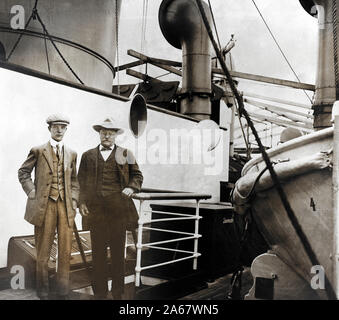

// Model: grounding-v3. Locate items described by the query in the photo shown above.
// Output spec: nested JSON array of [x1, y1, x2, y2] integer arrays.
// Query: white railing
[[130, 191, 211, 287]]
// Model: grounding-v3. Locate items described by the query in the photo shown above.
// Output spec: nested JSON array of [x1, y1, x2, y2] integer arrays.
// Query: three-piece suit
[[18, 141, 79, 297], [78, 144, 143, 298]]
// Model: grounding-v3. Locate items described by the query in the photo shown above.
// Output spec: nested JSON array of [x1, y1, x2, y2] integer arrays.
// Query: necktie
[[101, 146, 112, 151], [56, 144, 60, 160]]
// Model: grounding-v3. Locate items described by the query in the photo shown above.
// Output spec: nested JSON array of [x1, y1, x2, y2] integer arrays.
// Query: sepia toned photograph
[[0, 0, 336, 308]]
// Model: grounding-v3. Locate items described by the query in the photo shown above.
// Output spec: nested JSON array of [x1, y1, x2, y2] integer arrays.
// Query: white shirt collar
[[50, 139, 64, 149]]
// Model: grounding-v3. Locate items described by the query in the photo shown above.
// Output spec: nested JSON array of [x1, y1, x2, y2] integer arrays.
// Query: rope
[[207, 0, 222, 51], [141, 0, 145, 54], [0, 26, 116, 76], [141, 0, 148, 54], [139, 0, 149, 77], [34, 11, 84, 85], [145, 0, 149, 50], [235, 100, 250, 157], [195, 0, 336, 300], [251, 0, 313, 105], [6, 13, 34, 61], [6, 0, 38, 61], [7, 0, 83, 84], [43, 30, 51, 74]]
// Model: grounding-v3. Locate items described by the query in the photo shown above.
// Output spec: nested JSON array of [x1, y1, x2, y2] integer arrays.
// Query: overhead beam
[[234, 131, 282, 143], [213, 68, 315, 91], [234, 125, 281, 140], [242, 91, 312, 110], [244, 98, 314, 121], [153, 63, 182, 77], [127, 49, 183, 77], [114, 60, 145, 72], [127, 49, 182, 67], [246, 110, 313, 132], [127, 49, 315, 91], [245, 103, 310, 125], [126, 69, 162, 83]]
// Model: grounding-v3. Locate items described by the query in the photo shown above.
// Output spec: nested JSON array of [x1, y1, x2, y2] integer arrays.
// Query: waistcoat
[[49, 146, 65, 201], [96, 148, 121, 197]]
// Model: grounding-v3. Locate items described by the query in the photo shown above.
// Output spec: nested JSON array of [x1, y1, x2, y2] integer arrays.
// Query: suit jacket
[[18, 142, 80, 227], [78, 145, 143, 230]]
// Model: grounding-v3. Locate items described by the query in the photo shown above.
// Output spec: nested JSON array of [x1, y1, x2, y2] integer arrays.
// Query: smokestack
[[159, 0, 212, 120], [0, 0, 121, 92]]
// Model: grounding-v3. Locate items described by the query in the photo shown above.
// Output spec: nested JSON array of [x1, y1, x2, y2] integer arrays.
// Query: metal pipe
[[332, 101, 339, 299], [135, 200, 144, 287], [300, 0, 339, 129], [193, 200, 200, 270], [159, 0, 212, 120]]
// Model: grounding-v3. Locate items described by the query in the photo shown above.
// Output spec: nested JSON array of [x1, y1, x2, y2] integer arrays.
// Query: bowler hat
[[46, 114, 70, 125], [93, 117, 124, 134]]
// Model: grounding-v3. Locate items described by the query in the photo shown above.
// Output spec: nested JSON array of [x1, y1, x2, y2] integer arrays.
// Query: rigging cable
[[235, 99, 250, 156], [115, 0, 120, 95], [141, 0, 145, 54], [207, 0, 222, 51], [43, 29, 51, 74], [34, 9, 84, 85], [1, 26, 115, 76], [7, 0, 84, 84], [251, 0, 313, 105], [195, 0, 336, 300], [141, 0, 149, 54], [140, 0, 149, 76], [5, 0, 38, 62]]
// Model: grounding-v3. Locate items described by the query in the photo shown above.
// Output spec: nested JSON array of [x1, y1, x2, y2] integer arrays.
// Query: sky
[[117, 0, 318, 106], [114, 0, 319, 148]]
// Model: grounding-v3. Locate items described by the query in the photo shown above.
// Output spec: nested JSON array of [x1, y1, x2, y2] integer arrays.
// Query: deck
[[0, 268, 253, 300]]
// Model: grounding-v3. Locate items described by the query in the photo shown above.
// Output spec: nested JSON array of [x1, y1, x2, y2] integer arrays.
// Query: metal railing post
[[135, 200, 144, 287], [193, 200, 200, 270], [55, 234, 58, 272], [124, 233, 128, 259], [131, 192, 211, 286]]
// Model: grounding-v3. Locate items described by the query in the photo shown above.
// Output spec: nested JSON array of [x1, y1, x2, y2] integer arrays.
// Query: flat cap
[[46, 114, 70, 125]]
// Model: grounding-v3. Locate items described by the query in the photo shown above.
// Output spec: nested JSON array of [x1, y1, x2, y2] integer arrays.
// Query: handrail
[[140, 187, 190, 193], [132, 192, 211, 201], [132, 189, 211, 287]]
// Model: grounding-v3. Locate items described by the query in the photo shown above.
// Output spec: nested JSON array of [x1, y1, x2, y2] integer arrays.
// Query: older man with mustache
[[78, 117, 143, 300]]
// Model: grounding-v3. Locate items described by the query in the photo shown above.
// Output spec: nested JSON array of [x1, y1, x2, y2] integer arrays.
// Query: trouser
[[88, 194, 127, 298], [34, 198, 72, 297]]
